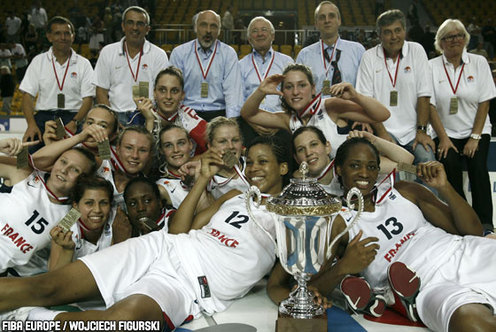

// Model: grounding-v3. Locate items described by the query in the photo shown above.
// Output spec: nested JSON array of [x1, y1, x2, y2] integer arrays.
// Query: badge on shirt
[[57, 93, 65, 109], [201, 82, 209, 98], [449, 97, 458, 115], [132, 85, 140, 99], [390, 90, 398, 107], [55, 117, 65, 139], [139, 81, 149, 97], [16, 147, 29, 169], [322, 80, 331, 95], [57, 208, 81, 233], [97, 139, 111, 160]]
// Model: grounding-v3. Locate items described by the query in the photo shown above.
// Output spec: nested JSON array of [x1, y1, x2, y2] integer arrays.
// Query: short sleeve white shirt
[[93, 38, 169, 113], [429, 51, 496, 139], [356, 41, 432, 145], [19, 47, 95, 111]]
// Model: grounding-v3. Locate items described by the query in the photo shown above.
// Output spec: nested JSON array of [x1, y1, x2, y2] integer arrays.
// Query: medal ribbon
[[321, 38, 339, 77], [194, 40, 219, 80], [316, 160, 334, 181], [297, 93, 322, 118], [124, 41, 143, 82], [251, 50, 275, 82], [442, 60, 465, 95], [52, 51, 72, 91], [383, 48, 401, 88], [38, 171, 70, 203]]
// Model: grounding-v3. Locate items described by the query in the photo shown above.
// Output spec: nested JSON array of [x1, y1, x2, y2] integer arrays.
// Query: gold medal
[[97, 140, 111, 160], [390, 90, 398, 107], [322, 80, 331, 95], [132, 85, 140, 98], [57, 93, 65, 109], [139, 81, 149, 97], [201, 82, 209, 98], [57, 208, 81, 232], [16, 147, 29, 169], [55, 117, 65, 139], [449, 97, 458, 115]]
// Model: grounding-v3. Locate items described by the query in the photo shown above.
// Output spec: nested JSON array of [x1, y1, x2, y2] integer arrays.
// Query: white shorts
[[80, 230, 200, 329], [416, 236, 496, 332]]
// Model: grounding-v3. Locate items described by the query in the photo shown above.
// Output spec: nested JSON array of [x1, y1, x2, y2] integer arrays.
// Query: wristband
[[416, 125, 427, 132], [470, 133, 481, 140]]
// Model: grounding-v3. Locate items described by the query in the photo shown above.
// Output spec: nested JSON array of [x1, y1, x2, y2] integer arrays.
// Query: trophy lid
[[266, 162, 341, 216]]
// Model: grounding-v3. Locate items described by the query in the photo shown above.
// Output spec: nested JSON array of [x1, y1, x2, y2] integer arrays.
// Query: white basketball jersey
[[172, 195, 276, 312], [0, 171, 70, 273], [96, 160, 124, 209], [341, 187, 459, 290], [289, 101, 349, 159], [156, 178, 189, 209], [208, 158, 250, 199]]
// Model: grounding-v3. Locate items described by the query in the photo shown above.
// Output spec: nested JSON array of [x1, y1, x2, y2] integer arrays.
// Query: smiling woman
[[241, 63, 390, 158]]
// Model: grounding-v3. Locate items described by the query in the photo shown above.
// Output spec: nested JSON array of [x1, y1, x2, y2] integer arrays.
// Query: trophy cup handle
[[245, 185, 278, 251], [326, 187, 364, 260]]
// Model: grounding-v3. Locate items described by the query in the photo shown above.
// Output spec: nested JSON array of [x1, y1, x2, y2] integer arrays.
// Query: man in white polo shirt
[[356, 9, 436, 165], [93, 6, 169, 125], [20, 16, 94, 152]]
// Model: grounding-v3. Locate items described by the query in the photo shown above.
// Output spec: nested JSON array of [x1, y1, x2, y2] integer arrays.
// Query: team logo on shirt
[[102, 166, 110, 173], [142, 63, 148, 70], [71, 72, 77, 78], [467, 75, 475, 82], [404, 66, 411, 73]]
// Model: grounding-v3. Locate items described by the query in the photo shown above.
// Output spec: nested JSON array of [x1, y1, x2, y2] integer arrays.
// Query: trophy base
[[276, 313, 327, 332]]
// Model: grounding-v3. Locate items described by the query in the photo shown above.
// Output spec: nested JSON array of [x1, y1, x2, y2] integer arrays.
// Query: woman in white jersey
[[241, 63, 390, 158], [155, 124, 211, 212], [203, 116, 249, 199], [0, 138, 97, 276], [308, 137, 493, 332], [133, 66, 208, 154], [0, 135, 291, 331], [291, 126, 413, 194]]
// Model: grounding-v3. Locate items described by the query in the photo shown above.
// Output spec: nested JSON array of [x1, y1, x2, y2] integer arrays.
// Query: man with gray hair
[[356, 9, 435, 167], [296, 1, 365, 94], [239, 16, 294, 113], [169, 10, 242, 121], [93, 6, 169, 125]]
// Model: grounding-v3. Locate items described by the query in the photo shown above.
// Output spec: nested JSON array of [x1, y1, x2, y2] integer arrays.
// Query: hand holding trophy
[[246, 162, 363, 330]]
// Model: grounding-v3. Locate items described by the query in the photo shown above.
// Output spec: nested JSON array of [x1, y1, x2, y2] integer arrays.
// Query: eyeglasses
[[250, 27, 270, 34], [441, 33, 465, 42]]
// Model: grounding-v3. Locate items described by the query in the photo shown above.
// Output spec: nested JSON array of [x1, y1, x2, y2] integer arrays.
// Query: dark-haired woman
[[241, 63, 390, 158], [309, 137, 493, 332]]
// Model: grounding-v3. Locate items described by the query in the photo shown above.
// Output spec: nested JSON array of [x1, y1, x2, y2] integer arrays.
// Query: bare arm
[[396, 161, 483, 236], [95, 87, 110, 106], [463, 101, 490, 159], [48, 227, 75, 271], [326, 83, 390, 123], [240, 74, 290, 131], [65, 97, 93, 134], [169, 150, 224, 234], [0, 138, 36, 184], [21, 92, 42, 143], [429, 104, 458, 159], [348, 130, 414, 174], [412, 97, 435, 152]]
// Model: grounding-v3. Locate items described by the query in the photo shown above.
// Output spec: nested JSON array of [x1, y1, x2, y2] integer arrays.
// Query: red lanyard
[[39, 172, 70, 203], [125, 41, 143, 82], [298, 93, 322, 118], [383, 48, 401, 88], [252, 50, 275, 82], [194, 40, 219, 80], [442, 60, 465, 94], [52, 51, 72, 91]]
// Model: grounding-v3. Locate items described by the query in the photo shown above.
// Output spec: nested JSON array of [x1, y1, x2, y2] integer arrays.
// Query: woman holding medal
[[429, 19, 496, 230], [241, 63, 390, 158], [155, 124, 212, 212], [0, 138, 96, 276], [0, 136, 291, 331], [133, 66, 208, 155]]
